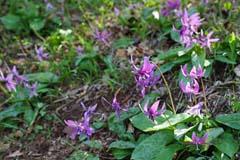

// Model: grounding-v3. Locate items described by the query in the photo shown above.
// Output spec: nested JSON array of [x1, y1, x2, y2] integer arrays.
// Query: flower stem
[[200, 79, 208, 112], [0, 83, 9, 96], [160, 71, 176, 114]]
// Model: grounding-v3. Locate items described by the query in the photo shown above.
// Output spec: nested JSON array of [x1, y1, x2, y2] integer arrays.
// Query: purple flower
[[0, 70, 16, 92], [131, 56, 160, 96], [180, 79, 199, 95], [76, 46, 84, 55], [161, 0, 181, 16], [144, 100, 165, 121], [114, 7, 120, 16], [65, 104, 97, 139], [93, 29, 111, 46], [46, 3, 54, 10], [179, 9, 202, 47], [185, 102, 203, 116], [26, 83, 38, 98], [191, 132, 208, 145], [36, 47, 49, 61], [189, 65, 205, 79], [11, 66, 28, 84], [112, 94, 121, 117], [181, 64, 204, 79], [64, 120, 83, 140], [196, 31, 219, 49], [181, 64, 188, 77], [167, 0, 181, 9], [44, 0, 54, 11], [202, 0, 209, 4]]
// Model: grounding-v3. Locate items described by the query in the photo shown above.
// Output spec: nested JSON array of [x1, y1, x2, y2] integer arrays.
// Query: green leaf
[[213, 133, 239, 158], [174, 124, 196, 140], [153, 144, 183, 160], [26, 72, 59, 83], [66, 150, 99, 160], [1, 14, 23, 31], [112, 37, 134, 49], [24, 106, 37, 126], [109, 141, 136, 149], [111, 149, 132, 160], [83, 140, 103, 150], [215, 55, 236, 64], [131, 131, 181, 160], [157, 47, 185, 61], [30, 18, 45, 31], [170, 30, 180, 42], [136, 113, 191, 132], [206, 127, 224, 142], [158, 62, 175, 73], [0, 104, 25, 121], [130, 111, 172, 132], [108, 114, 126, 136], [216, 113, 240, 130]]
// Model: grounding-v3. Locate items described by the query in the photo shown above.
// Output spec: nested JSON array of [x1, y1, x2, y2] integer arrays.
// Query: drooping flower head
[[76, 46, 84, 56], [65, 103, 97, 139], [189, 65, 205, 79], [180, 79, 199, 95], [181, 64, 205, 79], [195, 31, 219, 49], [144, 100, 165, 122], [185, 102, 203, 116], [44, 0, 54, 11], [93, 29, 111, 46], [179, 9, 203, 47], [11, 66, 28, 85], [0, 70, 16, 92], [82, 104, 97, 137], [112, 89, 121, 117], [114, 7, 120, 16], [131, 56, 160, 96], [64, 120, 83, 140], [191, 132, 208, 145], [161, 0, 181, 16], [26, 82, 38, 98], [35, 46, 49, 61]]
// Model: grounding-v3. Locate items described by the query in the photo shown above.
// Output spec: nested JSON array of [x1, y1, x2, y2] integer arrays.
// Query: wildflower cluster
[[180, 64, 204, 96], [131, 57, 160, 97], [93, 29, 111, 46], [162, 0, 181, 16], [179, 9, 219, 48], [64, 104, 97, 139], [0, 66, 37, 97]]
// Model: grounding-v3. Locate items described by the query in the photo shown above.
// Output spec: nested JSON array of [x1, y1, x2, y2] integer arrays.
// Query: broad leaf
[[112, 37, 134, 49], [109, 141, 136, 149], [1, 14, 23, 31], [26, 72, 59, 83], [153, 144, 183, 160], [216, 113, 240, 130], [206, 127, 224, 142], [130, 111, 172, 132], [213, 133, 239, 158], [131, 131, 181, 160], [66, 150, 99, 160], [30, 18, 45, 31]]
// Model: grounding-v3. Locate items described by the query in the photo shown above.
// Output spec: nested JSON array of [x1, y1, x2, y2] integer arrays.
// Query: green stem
[[160, 71, 176, 114], [200, 79, 208, 112], [0, 83, 9, 96]]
